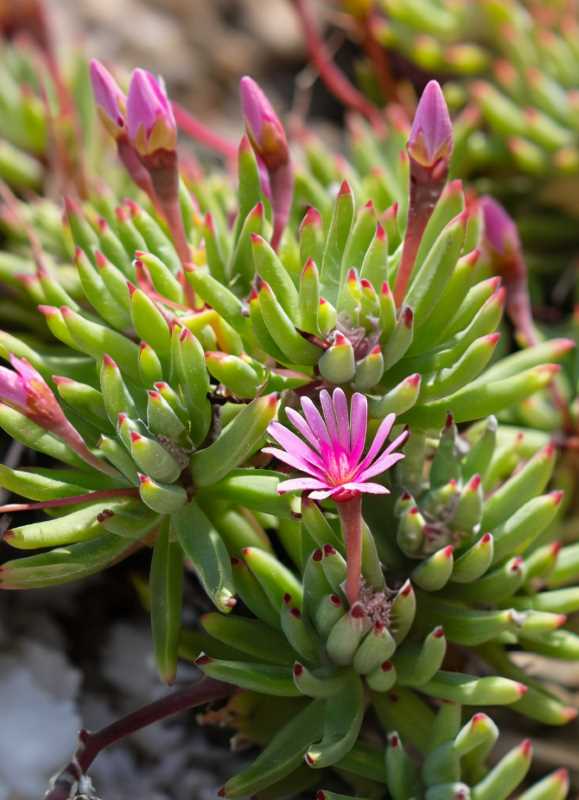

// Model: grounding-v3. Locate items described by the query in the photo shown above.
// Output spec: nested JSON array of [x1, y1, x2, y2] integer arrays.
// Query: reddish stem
[[45, 677, 234, 800], [292, 0, 382, 126], [338, 494, 363, 606], [358, 12, 399, 104], [172, 102, 237, 163], [393, 160, 447, 305], [0, 487, 139, 514]]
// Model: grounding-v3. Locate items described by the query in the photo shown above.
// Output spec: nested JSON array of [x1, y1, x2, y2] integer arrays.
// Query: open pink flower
[[264, 388, 407, 502]]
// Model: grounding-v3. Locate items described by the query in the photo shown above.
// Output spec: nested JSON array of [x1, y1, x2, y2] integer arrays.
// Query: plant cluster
[[0, 7, 577, 800]]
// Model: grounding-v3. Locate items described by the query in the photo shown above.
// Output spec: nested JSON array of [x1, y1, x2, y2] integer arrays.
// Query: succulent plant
[[0, 43, 576, 800], [300, 0, 579, 182]]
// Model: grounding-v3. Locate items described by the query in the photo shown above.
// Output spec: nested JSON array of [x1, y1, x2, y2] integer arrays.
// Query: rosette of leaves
[[170, 415, 577, 797], [203, 696, 570, 799]]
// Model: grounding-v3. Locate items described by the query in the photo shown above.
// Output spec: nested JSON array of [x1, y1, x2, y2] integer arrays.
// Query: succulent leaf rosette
[[0, 48, 576, 800]]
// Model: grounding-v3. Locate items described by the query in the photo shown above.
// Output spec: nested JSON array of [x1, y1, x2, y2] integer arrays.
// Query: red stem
[[45, 677, 234, 800], [393, 161, 447, 305], [358, 12, 399, 104], [0, 487, 138, 514], [172, 102, 237, 162], [393, 205, 432, 306], [292, 0, 383, 126], [338, 494, 363, 606]]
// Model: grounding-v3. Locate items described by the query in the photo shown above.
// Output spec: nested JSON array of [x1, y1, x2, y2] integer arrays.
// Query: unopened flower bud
[[407, 80, 453, 170], [127, 68, 177, 158], [240, 76, 289, 171], [90, 59, 126, 139]]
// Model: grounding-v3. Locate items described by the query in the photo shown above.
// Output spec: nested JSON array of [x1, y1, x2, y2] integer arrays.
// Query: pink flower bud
[[407, 80, 453, 169], [126, 68, 177, 157], [0, 356, 115, 475], [89, 59, 126, 139], [480, 196, 520, 256], [240, 76, 289, 171]]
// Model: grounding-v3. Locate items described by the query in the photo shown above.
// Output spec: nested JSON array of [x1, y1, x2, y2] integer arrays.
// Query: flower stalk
[[338, 493, 363, 605], [394, 81, 453, 305], [44, 678, 233, 800]]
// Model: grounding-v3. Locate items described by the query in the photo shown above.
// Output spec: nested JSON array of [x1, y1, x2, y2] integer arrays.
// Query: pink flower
[[407, 80, 453, 169], [264, 388, 407, 502], [89, 59, 126, 139], [0, 356, 115, 475], [126, 68, 177, 157]]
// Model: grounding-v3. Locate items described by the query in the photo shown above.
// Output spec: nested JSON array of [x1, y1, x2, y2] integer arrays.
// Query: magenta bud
[[126, 68, 177, 157], [240, 75, 289, 171], [407, 80, 453, 169], [480, 196, 520, 257], [90, 59, 126, 138]]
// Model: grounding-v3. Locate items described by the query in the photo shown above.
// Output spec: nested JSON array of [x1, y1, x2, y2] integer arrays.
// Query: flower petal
[[285, 407, 322, 454], [357, 452, 405, 482], [262, 447, 326, 479], [277, 477, 330, 494], [349, 392, 367, 465], [356, 412, 396, 474], [331, 388, 350, 451], [382, 429, 409, 457], [0, 366, 26, 409], [319, 389, 339, 445], [267, 421, 325, 470], [308, 487, 340, 500], [341, 481, 389, 495], [300, 395, 333, 459]]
